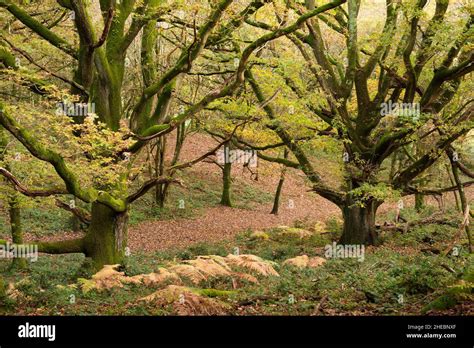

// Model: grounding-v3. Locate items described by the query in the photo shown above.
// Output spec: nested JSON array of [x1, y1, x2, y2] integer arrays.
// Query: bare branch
[[91, 7, 114, 49], [54, 199, 91, 224], [0, 167, 67, 197], [127, 177, 183, 204]]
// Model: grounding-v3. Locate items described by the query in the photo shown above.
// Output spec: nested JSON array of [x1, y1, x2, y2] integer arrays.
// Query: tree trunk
[[155, 137, 167, 208], [449, 160, 473, 253], [415, 193, 425, 212], [220, 143, 232, 207], [434, 194, 445, 211], [0, 201, 129, 272], [446, 164, 460, 211], [340, 200, 378, 245], [69, 197, 82, 231], [155, 184, 166, 208], [83, 202, 128, 270], [8, 193, 27, 269], [271, 149, 288, 215], [270, 175, 284, 214]]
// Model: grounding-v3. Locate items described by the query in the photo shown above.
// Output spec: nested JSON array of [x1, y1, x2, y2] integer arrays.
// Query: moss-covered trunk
[[154, 137, 167, 208], [340, 200, 378, 245], [415, 193, 425, 212], [93, 80, 123, 131], [84, 202, 128, 270], [8, 192, 27, 269], [449, 159, 473, 253]]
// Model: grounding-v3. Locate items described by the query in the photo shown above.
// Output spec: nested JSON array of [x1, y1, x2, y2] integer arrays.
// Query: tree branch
[[0, 103, 126, 212], [0, 167, 67, 197], [0, 237, 85, 254], [54, 199, 91, 224], [0, 0, 77, 58], [127, 177, 183, 204], [91, 7, 114, 49]]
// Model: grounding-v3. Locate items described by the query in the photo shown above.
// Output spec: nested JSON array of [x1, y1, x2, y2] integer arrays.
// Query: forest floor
[[0, 210, 472, 316], [3, 132, 470, 253], [0, 132, 472, 316], [126, 133, 474, 252]]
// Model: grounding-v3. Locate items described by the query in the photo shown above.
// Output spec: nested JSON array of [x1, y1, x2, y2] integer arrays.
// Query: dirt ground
[[18, 132, 473, 252]]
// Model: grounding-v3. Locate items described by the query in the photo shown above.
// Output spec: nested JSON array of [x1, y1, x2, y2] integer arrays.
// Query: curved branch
[[54, 199, 91, 224], [37, 237, 85, 254], [91, 7, 114, 49], [404, 180, 474, 196], [170, 120, 247, 172], [127, 177, 182, 204], [1, 35, 87, 95], [255, 151, 300, 169], [457, 161, 474, 179], [0, 167, 67, 197], [393, 108, 473, 188]]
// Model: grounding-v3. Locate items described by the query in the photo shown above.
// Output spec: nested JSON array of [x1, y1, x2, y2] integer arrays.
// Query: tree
[[230, 0, 473, 245], [0, 127, 27, 269], [0, 0, 346, 269], [270, 148, 288, 215], [220, 141, 233, 206]]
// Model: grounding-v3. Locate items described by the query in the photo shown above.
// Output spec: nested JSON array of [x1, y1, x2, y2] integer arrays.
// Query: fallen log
[[376, 213, 460, 233]]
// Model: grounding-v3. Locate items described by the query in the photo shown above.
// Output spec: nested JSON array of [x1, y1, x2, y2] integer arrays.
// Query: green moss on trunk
[[8, 193, 27, 269], [415, 194, 425, 212], [271, 149, 288, 215], [37, 238, 85, 254], [84, 202, 128, 270]]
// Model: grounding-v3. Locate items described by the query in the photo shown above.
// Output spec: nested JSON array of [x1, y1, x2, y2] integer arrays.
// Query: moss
[[250, 231, 270, 241], [37, 238, 85, 254], [0, 275, 8, 313], [84, 202, 128, 271], [422, 293, 458, 313], [422, 279, 473, 314], [0, 45, 16, 68], [7, 192, 27, 269], [193, 288, 235, 298], [128, 124, 171, 153]]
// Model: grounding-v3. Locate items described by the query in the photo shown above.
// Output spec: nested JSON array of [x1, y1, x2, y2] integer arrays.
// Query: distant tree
[[0, 127, 26, 269], [270, 148, 288, 215]]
